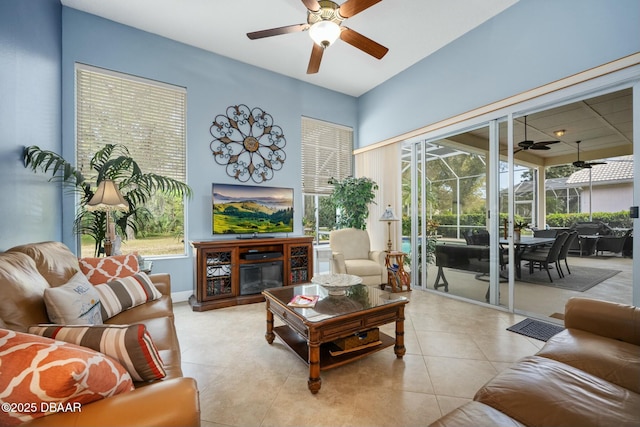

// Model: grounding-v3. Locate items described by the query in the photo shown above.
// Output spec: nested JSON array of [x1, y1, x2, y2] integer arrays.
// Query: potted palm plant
[[23, 144, 192, 256]]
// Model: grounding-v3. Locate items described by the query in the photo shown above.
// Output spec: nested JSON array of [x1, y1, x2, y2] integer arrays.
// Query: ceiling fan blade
[[338, 0, 382, 18], [518, 140, 534, 148], [247, 23, 309, 40], [301, 0, 321, 12], [589, 161, 607, 166], [529, 145, 551, 150], [307, 43, 324, 74], [533, 140, 560, 146], [339, 27, 388, 59]]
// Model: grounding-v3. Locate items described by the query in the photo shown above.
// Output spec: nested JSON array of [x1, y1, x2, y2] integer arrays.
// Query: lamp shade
[[86, 180, 129, 212], [309, 21, 341, 48], [379, 205, 399, 221]]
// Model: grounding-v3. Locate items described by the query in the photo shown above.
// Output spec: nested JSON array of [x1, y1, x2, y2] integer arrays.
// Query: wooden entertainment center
[[189, 236, 314, 311]]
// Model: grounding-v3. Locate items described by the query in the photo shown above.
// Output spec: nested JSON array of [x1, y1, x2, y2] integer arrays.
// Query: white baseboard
[[171, 290, 193, 303]]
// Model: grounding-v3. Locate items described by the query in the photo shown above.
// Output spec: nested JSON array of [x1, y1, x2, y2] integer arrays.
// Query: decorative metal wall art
[[209, 104, 287, 183]]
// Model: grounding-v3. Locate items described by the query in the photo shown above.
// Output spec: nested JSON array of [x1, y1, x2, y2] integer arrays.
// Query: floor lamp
[[379, 205, 399, 252], [86, 180, 129, 256]]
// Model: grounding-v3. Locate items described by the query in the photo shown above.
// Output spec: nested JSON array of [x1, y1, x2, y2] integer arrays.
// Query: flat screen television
[[212, 183, 294, 235]]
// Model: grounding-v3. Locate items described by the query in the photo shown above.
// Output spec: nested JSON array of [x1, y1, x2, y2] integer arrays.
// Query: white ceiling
[[60, 0, 519, 97]]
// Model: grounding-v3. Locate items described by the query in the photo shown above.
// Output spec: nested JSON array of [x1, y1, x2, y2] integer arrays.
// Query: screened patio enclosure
[[401, 142, 490, 240], [502, 178, 583, 218], [401, 146, 585, 240], [401, 141, 543, 241], [397, 84, 635, 318]]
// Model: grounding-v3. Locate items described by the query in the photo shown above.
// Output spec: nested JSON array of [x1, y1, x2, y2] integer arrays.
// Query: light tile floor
[[174, 290, 543, 427]]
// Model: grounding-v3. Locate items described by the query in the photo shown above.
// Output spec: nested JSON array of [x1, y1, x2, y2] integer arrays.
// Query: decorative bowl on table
[[311, 273, 363, 296]]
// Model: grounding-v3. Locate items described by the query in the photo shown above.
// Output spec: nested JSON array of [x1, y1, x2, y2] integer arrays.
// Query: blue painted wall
[[357, 0, 640, 148], [60, 8, 358, 293], [2, 0, 638, 296], [0, 0, 62, 248]]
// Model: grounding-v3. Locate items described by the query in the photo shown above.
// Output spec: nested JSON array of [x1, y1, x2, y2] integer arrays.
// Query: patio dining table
[[499, 237, 556, 279]]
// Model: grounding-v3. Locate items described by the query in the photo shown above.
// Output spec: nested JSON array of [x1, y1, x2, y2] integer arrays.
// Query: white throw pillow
[[43, 271, 103, 324]]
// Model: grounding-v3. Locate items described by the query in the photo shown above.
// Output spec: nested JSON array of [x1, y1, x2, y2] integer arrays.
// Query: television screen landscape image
[[212, 183, 294, 235]]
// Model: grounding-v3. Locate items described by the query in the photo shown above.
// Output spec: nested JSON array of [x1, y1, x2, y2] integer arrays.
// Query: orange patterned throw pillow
[[78, 254, 139, 285], [0, 329, 133, 426]]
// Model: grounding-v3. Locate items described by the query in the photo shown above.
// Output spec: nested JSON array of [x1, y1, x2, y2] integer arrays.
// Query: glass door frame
[[489, 117, 506, 308]]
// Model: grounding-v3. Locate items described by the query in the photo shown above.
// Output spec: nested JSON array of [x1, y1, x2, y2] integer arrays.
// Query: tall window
[[301, 117, 353, 243], [76, 64, 187, 257]]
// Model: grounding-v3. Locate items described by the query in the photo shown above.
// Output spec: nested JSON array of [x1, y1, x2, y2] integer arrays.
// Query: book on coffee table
[[288, 294, 319, 308]]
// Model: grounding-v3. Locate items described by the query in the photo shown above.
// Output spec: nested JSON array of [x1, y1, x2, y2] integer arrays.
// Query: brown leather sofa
[[430, 297, 640, 427], [0, 241, 200, 426]]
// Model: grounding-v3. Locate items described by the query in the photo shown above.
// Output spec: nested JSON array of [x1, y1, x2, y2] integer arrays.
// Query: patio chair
[[464, 229, 489, 245], [520, 232, 569, 283], [557, 230, 578, 277]]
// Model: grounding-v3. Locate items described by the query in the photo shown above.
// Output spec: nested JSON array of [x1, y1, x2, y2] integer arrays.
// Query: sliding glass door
[[406, 122, 506, 308], [402, 74, 638, 315]]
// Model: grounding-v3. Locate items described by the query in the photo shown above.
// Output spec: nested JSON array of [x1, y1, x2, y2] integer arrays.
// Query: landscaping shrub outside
[[546, 211, 632, 229]]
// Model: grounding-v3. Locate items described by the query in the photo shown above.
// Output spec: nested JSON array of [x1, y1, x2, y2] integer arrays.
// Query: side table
[[385, 251, 411, 292]]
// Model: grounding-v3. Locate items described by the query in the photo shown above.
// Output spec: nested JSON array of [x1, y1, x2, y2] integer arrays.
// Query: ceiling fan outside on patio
[[572, 140, 607, 169], [246, 0, 388, 74], [514, 116, 560, 153]]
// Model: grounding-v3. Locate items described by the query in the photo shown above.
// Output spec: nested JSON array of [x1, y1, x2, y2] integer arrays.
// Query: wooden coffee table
[[262, 283, 409, 394]]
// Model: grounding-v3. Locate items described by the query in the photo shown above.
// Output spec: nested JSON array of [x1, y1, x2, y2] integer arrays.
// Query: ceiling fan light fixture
[[309, 20, 341, 48]]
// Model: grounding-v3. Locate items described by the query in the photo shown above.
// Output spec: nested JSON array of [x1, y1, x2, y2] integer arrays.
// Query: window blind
[[75, 64, 186, 183], [301, 117, 353, 194]]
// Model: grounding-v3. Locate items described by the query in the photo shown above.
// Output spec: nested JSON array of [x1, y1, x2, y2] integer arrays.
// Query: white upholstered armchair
[[329, 228, 387, 287]]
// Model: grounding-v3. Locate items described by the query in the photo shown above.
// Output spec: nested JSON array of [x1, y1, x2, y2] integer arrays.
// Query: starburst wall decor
[[209, 104, 287, 183]]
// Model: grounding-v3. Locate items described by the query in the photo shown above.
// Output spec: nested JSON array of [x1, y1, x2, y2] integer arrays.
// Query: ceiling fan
[[572, 140, 607, 168], [514, 116, 560, 153], [246, 0, 388, 74]]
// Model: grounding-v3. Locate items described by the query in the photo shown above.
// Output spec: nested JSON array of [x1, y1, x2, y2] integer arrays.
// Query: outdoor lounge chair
[[596, 228, 632, 256], [568, 221, 612, 256]]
